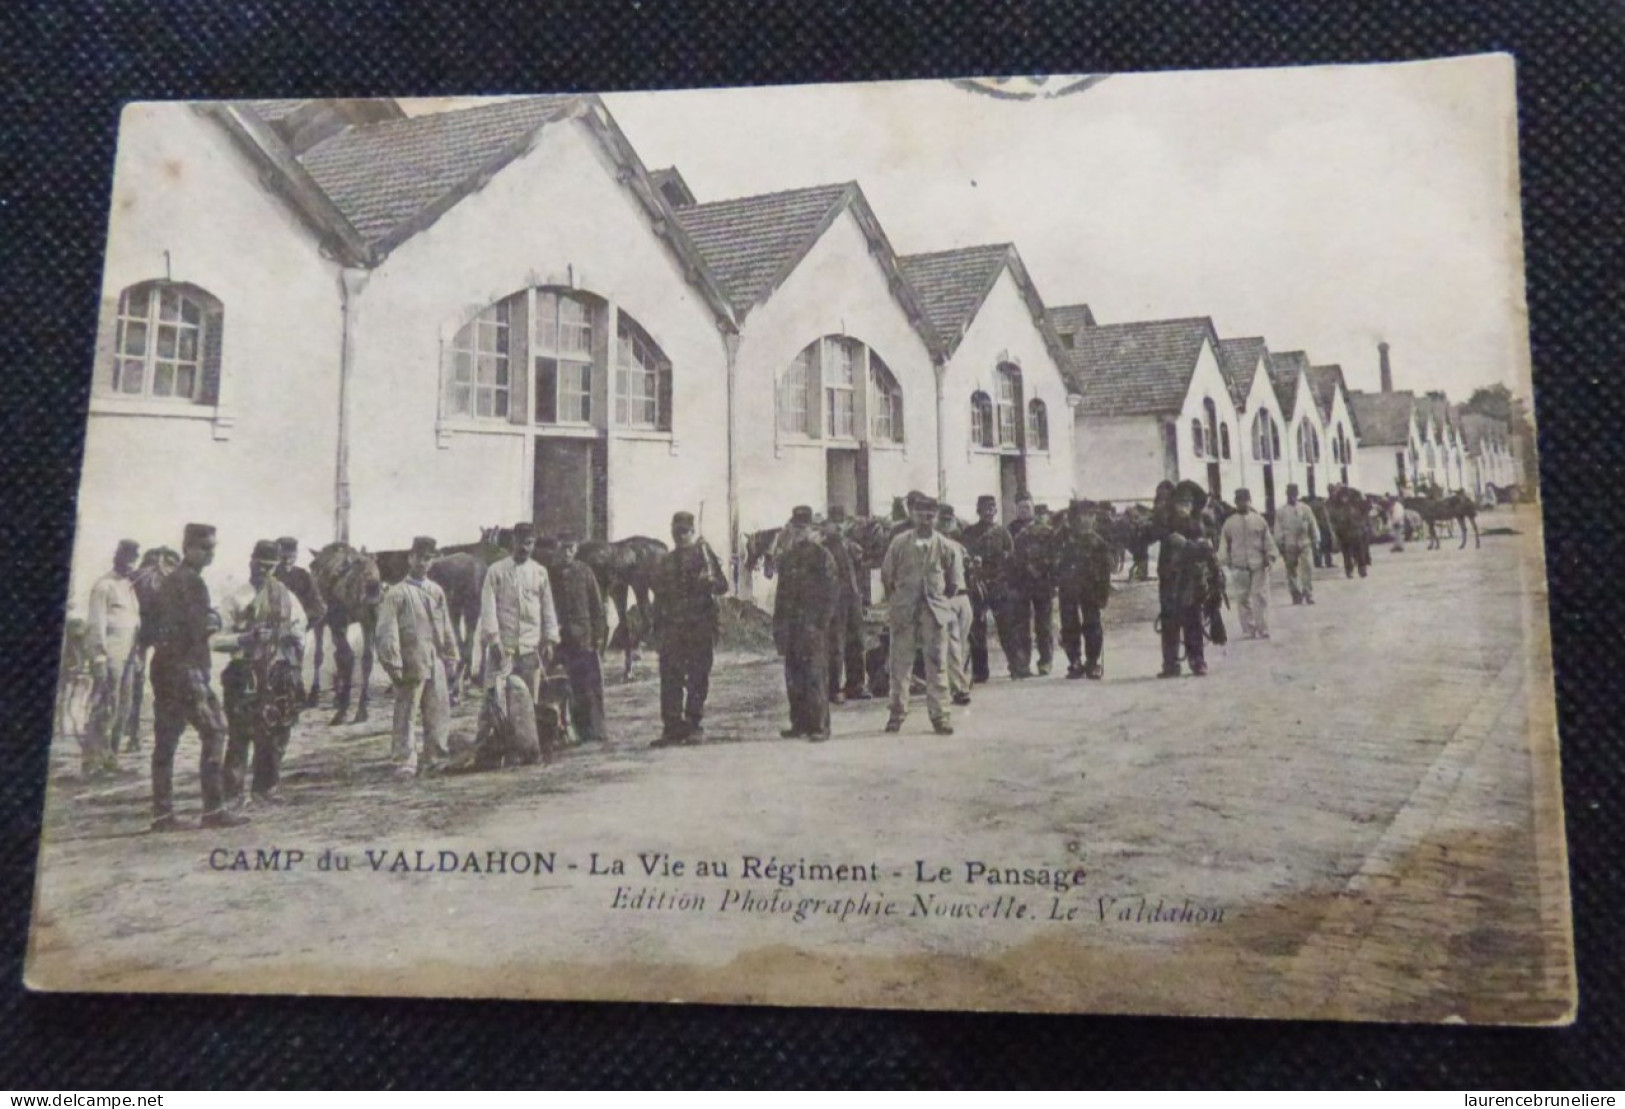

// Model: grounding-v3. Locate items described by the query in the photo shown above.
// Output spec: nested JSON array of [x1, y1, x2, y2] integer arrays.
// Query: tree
[[1464, 384, 1537, 492]]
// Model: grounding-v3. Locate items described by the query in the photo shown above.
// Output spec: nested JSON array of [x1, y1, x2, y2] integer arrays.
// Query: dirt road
[[26, 508, 1572, 1023]]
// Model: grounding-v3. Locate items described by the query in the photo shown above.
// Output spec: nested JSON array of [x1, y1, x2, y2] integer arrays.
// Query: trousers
[[84, 652, 140, 771], [391, 655, 451, 772], [1282, 546, 1314, 602], [826, 596, 868, 698], [1159, 601, 1206, 673], [150, 662, 228, 820], [220, 659, 295, 802], [1057, 587, 1104, 668], [944, 593, 973, 696], [888, 603, 949, 722], [659, 628, 714, 735], [558, 642, 606, 742], [1339, 531, 1370, 577], [1231, 566, 1271, 636], [1003, 586, 1054, 675], [784, 625, 831, 736]]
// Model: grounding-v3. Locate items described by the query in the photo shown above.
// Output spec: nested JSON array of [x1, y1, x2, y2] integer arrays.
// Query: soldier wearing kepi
[[1220, 488, 1280, 638], [774, 507, 841, 742], [1273, 483, 1321, 605], [377, 536, 461, 777], [551, 533, 609, 744], [651, 510, 730, 747], [958, 494, 1015, 683], [274, 537, 326, 683], [1153, 482, 1212, 679], [219, 539, 306, 810], [821, 506, 869, 702], [147, 523, 243, 830], [83, 538, 143, 777], [880, 491, 961, 736], [935, 504, 975, 706], [1055, 502, 1114, 680], [1006, 500, 1059, 678], [478, 522, 560, 708]]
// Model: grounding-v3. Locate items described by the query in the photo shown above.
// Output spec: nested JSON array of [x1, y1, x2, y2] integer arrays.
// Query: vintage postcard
[[27, 55, 1574, 1024]]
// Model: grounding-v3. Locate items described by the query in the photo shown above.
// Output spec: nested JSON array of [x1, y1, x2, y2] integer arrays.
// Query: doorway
[[534, 436, 607, 541], [826, 448, 867, 518], [1261, 463, 1277, 523], [1304, 464, 1317, 499], [999, 456, 1023, 523], [1206, 461, 1222, 502]]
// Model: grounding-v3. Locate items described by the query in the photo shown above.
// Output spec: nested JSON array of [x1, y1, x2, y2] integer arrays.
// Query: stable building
[[898, 244, 1076, 517], [1457, 412, 1517, 500], [1266, 350, 1331, 498], [1305, 364, 1361, 492], [1216, 337, 1289, 517], [1060, 315, 1243, 504]]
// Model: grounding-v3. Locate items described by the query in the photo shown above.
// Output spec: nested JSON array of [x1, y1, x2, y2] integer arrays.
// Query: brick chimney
[[1378, 342, 1393, 393]]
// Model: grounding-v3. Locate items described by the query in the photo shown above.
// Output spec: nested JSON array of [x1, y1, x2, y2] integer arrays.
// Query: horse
[[426, 551, 487, 701], [124, 546, 179, 752], [575, 535, 669, 679], [309, 543, 382, 725], [743, 527, 783, 578], [1405, 492, 1481, 550]]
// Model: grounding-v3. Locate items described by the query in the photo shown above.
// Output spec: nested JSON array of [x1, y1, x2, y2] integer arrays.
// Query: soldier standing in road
[[1273, 484, 1321, 605], [1055, 502, 1114, 680], [881, 492, 961, 736], [219, 539, 306, 810], [1220, 489, 1280, 639], [275, 536, 326, 685], [1154, 482, 1212, 678], [478, 522, 560, 704], [148, 523, 244, 830], [1007, 502, 1058, 677], [651, 511, 730, 747], [551, 533, 609, 744], [935, 504, 975, 707], [821, 506, 869, 702], [959, 494, 1015, 683], [1329, 487, 1371, 578], [774, 508, 841, 742], [83, 538, 142, 777], [377, 536, 461, 777]]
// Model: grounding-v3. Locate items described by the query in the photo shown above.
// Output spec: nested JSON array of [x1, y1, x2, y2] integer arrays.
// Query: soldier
[[1055, 503, 1114, 680], [148, 523, 243, 830], [1154, 482, 1211, 679], [219, 539, 306, 809], [959, 494, 1016, 683], [377, 536, 461, 777], [880, 492, 961, 736], [479, 522, 560, 704], [935, 504, 975, 707], [1220, 488, 1280, 639], [274, 536, 326, 684], [774, 508, 841, 742], [821, 506, 869, 702], [552, 533, 609, 744], [651, 510, 730, 747], [1307, 494, 1336, 570], [1007, 501, 1058, 678], [83, 539, 142, 777], [1329, 487, 1371, 578], [1273, 483, 1321, 605], [1008, 490, 1037, 539]]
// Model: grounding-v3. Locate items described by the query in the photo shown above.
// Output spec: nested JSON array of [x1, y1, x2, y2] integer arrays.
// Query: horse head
[[745, 528, 781, 578], [131, 546, 179, 609], [312, 543, 382, 612]]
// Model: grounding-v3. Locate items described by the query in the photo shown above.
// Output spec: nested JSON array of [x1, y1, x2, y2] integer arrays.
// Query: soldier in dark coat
[[1329, 487, 1372, 579], [551, 533, 609, 743], [821, 506, 869, 702], [1006, 502, 1058, 677], [958, 494, 1016, 683], [1153, 481, 1214, 678], [650, 510, 730, 746], [774, 508, 841, 742], [1055, 502, 1114, 679]]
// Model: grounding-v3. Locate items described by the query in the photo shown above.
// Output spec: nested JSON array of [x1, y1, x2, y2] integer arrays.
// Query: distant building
[[1216, 336, 1287, 517]]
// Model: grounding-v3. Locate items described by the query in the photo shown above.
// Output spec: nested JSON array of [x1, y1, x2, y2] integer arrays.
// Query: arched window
[[1202, 397, 1220, 460], [995, 365, 1020, 448], [1251, 410, 1282, 462], [869, 355, 904, 444], [779, 346, 814, 435], [615, 312, 672, 431], [1191, 418, 1206, 457], [824, 336, 860, 440], [109, 281, 224, 402], [450, 295, 515, 419], [1297, 421, 1321, 464], [1219, 423, 1231, 460], [971, 392, 994, 448], [1026, 399, 1049, 451]]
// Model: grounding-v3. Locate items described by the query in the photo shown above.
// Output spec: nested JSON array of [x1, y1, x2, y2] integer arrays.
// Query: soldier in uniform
[[1273, 483, 1321, 605], [148, 523, 244, 830], [651, 510, 730, 747], [83, 538, 142, 777], [959, 494, 1016, 683], [821, 506, 869, 702], [1329, 487, 1371, 578], [377, 536, 461, 776], [274, 536, 326, 687], [1154, 482, 1213, 678], [552, 533, 609, 744], [880, 492, 961, 736], [1008, 490, 1037, 539], [1220, 488, 1280, 639], [219, 539, 306, 809], [935, 504, 975, 706], [774, 508, 841, 742], [1055, 502, 1114, 680], [1006, 501, 1058, 677]]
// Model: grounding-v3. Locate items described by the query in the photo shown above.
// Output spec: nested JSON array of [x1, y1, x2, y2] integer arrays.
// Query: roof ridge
[[899, 242, 1014, 262], [682, 180, 855, 213]]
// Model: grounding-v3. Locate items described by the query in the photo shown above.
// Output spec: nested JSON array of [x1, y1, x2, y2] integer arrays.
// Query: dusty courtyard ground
[[26, 507, 1572, 1023]]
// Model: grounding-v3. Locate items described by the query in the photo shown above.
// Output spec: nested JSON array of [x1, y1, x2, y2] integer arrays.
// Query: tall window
[[450, 299, 513, 418], [779, 347, 814, 435], [1251, 410, 1282, 461], [1027, 399, 1049, 451], [615, 312, 671, 431], [995, 365, 1019, 448], [1202, 397, 1220, 460], [825, 337, 859, 440], [109, 282, 222, 402], [1191, 418, 1206, 457], [1219, 423, 1231, 460], [870, 356, 904, 444], [535, 291, 594, 424], [1297, 421, 1321, 464], [971, 391, 994, 448]]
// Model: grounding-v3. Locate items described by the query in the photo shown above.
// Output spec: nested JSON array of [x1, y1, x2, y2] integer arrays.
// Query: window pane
[[177, 328, 198, 362], [159, 290, 180, 322], [118, 359, 143, 394], [122, 321, 148, 356], [180, 296, 202, 325], [493, 391, 509, 418], [454, 350, 473, 383], [176, 364, 196, 398], [153, 362, 176, 396], [477, 390, 493, 418], [451, 385, 471, 415], [157, 325, 177, 359]]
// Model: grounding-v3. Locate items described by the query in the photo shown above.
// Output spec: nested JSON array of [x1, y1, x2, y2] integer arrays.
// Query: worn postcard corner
[[33, 55, 1574, 1024]]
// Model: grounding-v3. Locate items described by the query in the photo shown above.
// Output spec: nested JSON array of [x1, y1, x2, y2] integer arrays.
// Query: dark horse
[[576, 535, 668, 679], [743, 527, 783, 578], [426, 551, 487, 701], [310, 543, 383, 725], [1404, 491, 1481, 550]]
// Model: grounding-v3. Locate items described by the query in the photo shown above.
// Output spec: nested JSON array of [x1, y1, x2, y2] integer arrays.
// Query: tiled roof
[[1066, 317, 1216, 417], [1048, 303, 1097, 336], [1266, 350, 1312, 422], [1346, 390, 1417, 447], [298, 96, 581, 246], [1305, 364, 1348, 425], [674, 183, 854, 310], [245, 99, 308, 123], [1216, 337, 1267, 409], [898, 244, 1015, 350]]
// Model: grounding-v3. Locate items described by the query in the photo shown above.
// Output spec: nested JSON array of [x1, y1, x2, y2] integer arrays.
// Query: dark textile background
[[1, 0, 1620, 1089]]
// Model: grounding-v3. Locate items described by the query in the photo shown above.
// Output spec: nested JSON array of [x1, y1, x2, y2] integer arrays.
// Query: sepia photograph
[[26, 54, 1573, 1025]]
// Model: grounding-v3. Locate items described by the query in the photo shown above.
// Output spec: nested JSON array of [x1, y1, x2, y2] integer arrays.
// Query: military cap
[[1233, 487, 1252, 503], [1285, 483, 1300, 496], [183, 523, 216, 546], [555, 531, 578, 546], [251, 539, 281, 565], [276, 536, 299, 552], [976, 494, 997, 509], [826, 505, 849, 523], [1172, 480, 1208, 510], [671, 511, 696, 530], [1035, 503, 1052, 516], [790, 505, 815, 525], [512, 521, 535, 539], [1015, 490, 1035, 504], [936, 503, 956, 518], [115, 538, 141, 559], [411, 536, 438, 557], [906, 491, 937, 511]]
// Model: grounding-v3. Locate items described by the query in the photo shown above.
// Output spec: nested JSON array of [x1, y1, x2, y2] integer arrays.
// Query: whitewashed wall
[[1072, 416, 1167, 503]]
